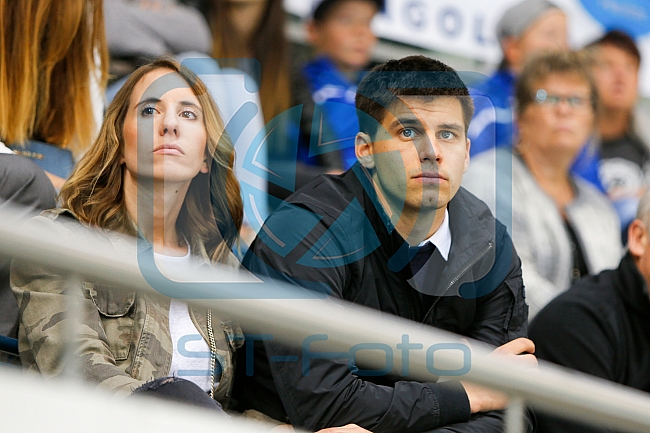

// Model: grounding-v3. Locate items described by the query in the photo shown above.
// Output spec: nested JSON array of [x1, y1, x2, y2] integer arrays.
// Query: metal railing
[[2, 205, 650, 432]]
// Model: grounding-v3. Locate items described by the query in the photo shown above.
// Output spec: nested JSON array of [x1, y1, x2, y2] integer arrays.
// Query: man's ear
[[355, 132, 375, 169], [628, 219, 647, 259], [463, 137, 471, 173], [306, 20, 319, 46]]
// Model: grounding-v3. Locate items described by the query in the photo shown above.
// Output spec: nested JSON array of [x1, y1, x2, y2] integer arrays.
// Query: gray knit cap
[[496, 0, 561, 42]]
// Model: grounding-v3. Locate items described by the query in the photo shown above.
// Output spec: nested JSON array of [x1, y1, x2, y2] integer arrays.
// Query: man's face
[[368, 96, 470, 215], [592, 44, 639, 112], [508, 10, 568, 72], [308, 0, 378, 72]]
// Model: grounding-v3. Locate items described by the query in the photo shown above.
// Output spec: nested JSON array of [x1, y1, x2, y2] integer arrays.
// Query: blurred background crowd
[[2, 1, 650, 431]]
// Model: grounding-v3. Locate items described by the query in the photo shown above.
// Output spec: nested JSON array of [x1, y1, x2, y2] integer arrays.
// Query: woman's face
[[518, 73, 594, 158], [122, 68, 208, 185]]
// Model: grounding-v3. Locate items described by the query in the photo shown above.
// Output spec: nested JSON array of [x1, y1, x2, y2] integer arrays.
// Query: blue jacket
[[301, 56, 364, 170]]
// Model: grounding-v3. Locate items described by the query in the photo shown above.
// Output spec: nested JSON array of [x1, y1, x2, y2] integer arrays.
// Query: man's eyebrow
[[439, 123, 464, 132], [388, 116, 422, 130]]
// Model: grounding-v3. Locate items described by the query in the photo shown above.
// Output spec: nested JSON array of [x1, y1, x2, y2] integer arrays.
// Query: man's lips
[[153, 144, 184, 155], [412, 173, 446, 183]]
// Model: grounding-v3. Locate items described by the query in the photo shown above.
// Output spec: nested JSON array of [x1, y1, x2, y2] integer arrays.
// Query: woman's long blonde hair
[[0, 0, 108, 154], [60, 59, 243, 263]]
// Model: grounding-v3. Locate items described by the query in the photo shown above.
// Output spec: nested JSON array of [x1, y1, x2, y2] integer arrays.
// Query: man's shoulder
[[534, 268, 620, 326], [280, 170, 364, 219], [452, 187, 502, 230]]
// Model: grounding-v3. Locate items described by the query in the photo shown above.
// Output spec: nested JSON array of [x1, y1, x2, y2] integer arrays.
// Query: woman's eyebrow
[[137, 97, 160, 106], [178, 100, 202, 111]]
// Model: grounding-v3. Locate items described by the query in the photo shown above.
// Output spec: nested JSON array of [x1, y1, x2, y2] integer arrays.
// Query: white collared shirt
[[417, 209, 451, 261]]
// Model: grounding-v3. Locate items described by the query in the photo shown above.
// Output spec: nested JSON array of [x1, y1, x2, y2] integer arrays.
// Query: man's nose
[[418, 133, 442, 162]]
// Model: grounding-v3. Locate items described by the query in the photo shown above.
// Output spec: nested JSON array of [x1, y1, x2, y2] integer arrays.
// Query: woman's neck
[[123, 172, 191, 256]]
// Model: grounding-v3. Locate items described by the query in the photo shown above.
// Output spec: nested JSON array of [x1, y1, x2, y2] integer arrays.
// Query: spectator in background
[[295, 0, 383, 172], [0, 147, 56, 340], [585, 30, 650, 240], [468, 0, 567, 157], [463, 51, 622, 318], [468, 0, 602, 188], [0, 0, 108, 187], [104, 0, 212, 85], [529, 188, 650, 432], [0, 0, 107, 340], [200, 0, 291, 125]]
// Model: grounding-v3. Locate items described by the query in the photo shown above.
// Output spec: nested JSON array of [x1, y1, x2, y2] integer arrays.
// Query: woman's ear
[[355, 132, 375, 169], [201, 155, 209, 174]]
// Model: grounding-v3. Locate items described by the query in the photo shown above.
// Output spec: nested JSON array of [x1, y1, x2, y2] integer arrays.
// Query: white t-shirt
[[154, 248, 217, 392]]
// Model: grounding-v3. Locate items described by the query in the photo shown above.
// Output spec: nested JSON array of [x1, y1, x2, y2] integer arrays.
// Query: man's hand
[[317, 425, 372, 432], [271, 424, 371, 433], [462, 338, 537, 413]]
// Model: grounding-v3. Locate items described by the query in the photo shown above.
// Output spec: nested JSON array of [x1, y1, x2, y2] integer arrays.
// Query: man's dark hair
[[312, 0, 383, 23], [355, 55, 474, 137], [586, 29, 641, 65]]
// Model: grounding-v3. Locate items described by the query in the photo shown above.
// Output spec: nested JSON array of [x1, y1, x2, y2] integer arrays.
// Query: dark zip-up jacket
[[237, 165, 529, 432], [530, 252, 650, 432]]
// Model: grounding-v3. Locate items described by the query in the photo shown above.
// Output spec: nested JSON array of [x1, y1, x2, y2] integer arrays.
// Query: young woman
[[11, 58, 243, 406]]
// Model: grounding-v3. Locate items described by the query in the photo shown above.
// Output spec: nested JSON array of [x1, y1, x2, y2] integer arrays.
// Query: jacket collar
[[349, 165, 496, 284], [616, 251, 650, 319]]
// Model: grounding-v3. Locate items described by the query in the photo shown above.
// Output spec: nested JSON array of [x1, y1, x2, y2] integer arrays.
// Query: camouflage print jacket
[[11, 209, 243, 407]]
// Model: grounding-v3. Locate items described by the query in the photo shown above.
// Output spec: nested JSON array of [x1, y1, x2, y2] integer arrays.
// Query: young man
[[239, 56, 534, 432], [530, 188, 650, 432], [297, 0, 383, 172], [586, 30, 650, 237]]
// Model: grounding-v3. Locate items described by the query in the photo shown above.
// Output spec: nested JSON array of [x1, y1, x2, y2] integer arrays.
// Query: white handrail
[[2, 207, 650, 432]]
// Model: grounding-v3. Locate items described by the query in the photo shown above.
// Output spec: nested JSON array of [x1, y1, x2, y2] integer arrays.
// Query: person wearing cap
[[468, 0, 567, 157], [529, 187, 650, 432], [294, 0, 383, 174], [585, 30, 650, 241]]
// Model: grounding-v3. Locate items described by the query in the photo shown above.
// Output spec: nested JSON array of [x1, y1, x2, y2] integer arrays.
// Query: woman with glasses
[[463, 51, 622, 317]]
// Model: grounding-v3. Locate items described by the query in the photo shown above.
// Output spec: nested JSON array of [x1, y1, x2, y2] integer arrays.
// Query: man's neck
[[390, 204, 447, 246], [368, 169, 448, 245], [599, 107, 632, 140]]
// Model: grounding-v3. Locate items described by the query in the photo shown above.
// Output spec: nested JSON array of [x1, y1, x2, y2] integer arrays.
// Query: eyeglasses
[[533, 89, 591, 110]]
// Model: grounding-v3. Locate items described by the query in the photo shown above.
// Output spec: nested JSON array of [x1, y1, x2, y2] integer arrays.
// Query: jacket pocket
[[504, 276, 528, 338], [85, 283, 136, 361], [220, 320, 245, 351]]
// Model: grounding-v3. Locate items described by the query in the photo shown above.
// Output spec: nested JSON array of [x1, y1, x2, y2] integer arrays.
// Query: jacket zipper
[[421, 241, 494, 324], [206, 309, 217, 399]]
